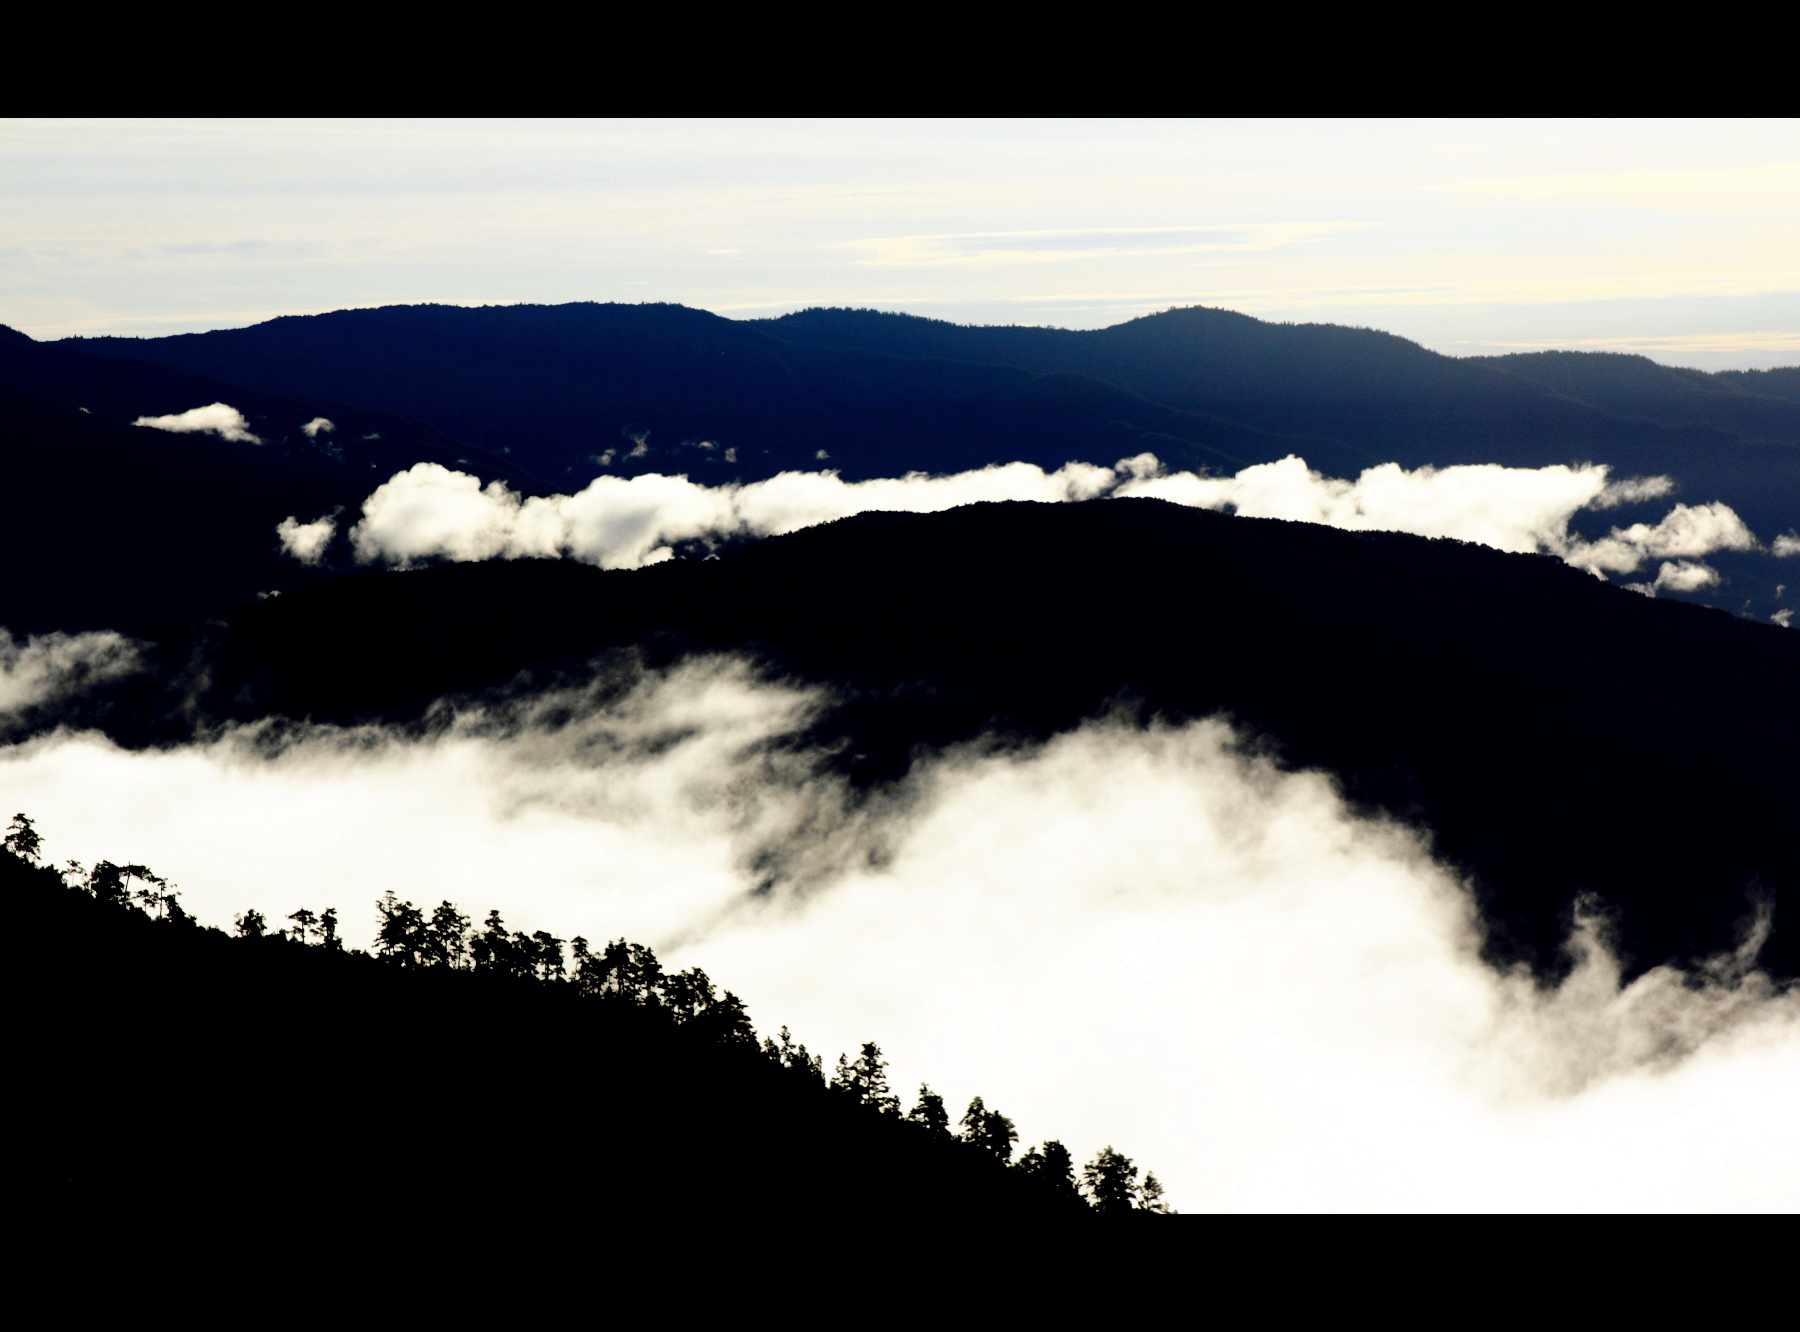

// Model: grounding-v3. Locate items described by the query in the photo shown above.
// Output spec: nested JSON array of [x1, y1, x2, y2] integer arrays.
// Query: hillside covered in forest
[[3, 818, 1166, 1213]]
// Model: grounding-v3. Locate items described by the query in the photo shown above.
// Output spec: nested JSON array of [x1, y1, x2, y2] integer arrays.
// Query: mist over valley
[[5, 297, 1798, 1212]]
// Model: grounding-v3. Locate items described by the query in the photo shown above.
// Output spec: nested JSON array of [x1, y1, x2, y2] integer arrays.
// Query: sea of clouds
[[278, 452, 1788, 598], [4, 655, 1796, 1211]]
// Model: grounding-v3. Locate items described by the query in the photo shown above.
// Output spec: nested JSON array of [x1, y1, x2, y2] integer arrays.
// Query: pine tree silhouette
[[907, 1084, 950, 1134]]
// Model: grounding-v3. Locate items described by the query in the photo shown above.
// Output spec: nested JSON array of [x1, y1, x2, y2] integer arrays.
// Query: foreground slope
[[152, 501, 1800, 979], [4, 848, 1079, 1212]]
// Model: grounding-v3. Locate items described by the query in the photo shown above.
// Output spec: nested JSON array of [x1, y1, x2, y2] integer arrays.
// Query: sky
[[3, 118, 1797, 368]]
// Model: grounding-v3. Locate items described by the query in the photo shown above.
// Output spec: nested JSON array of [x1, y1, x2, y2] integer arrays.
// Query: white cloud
[[1653, 560, 1722, 593], [332, 452, 1764, 595], [1116, 455, 1641, 554], [276, 511, 337, 564], [347, 459, 1114, 570], [301, 416, 335, 439], [1629, 559, 1725, 597], [3, 658, 1797, 1211], [1564, 501, 1759, 577], [1775, 609, 1795, 628], [132, 401, 261, 443], [1773, 532, 1800, 558], [0, 628, 141, 722]]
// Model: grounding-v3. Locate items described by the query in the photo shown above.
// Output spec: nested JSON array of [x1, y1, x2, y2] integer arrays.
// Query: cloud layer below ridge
[[4, 657, 1796, 1211]]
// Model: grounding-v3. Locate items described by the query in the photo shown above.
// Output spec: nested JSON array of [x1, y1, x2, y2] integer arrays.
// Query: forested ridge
[[136, 500, 1799, 980], [3, 815, 1168, 1213]]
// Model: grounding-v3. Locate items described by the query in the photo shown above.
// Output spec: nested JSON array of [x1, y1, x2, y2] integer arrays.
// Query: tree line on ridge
[[5, 812, 1170, 1213]]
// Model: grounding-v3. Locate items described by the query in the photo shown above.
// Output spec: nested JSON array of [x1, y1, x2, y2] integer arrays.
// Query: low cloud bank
[[0, 629, 142, 725], [5, 657, 1795, 1210], [133, 402, 260, 444], [282, 454, 1766, 590]]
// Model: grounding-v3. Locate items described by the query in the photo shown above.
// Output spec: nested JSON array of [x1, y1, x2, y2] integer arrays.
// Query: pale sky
[[3, 118, 1797, 368]]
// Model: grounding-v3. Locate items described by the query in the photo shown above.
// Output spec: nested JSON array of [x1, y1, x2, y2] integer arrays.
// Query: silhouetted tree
[[1082, 1146, 1139, 1214], [287, 907, 319, 944], [832, 1042, 900, 1115], [528, 930, 565, 982], [235, 908, 267, 939], [124, 865, 167, 917], [1138, 1172, 1173, 1213], [319, 907, 342, 950], [663, 966, 718, 1020], [907, 1084, 950, 1134], [763, 1026, 823, 1081], [688, 990, 758, 1046], [575, 937, 663, 1000], [5, 813, 42, 863], [425, 901, 470, 968], [960, 1096, 1017, 1163], [374, 891, 427, 965], [1017, 1139, 1081, 1201], [471, 909, 520, 975], [89, 861, 131, 909]]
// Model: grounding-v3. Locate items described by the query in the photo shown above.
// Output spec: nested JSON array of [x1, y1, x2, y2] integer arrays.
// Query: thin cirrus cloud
[[285, 453, 1762, 594], [838, 222, 1372, 268], [8, 120, 1796, 365], [1439, 162, 1800, 213], [3, 656, 1797, 1211], [132, 401, 260, 444]]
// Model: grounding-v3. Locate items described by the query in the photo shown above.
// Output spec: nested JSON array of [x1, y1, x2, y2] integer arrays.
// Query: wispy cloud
[[838, 222, 1371, 268], [132, 401, 261, 444], [1442, 163, 1800, 213], [0, 629, 141, 726], [1479, 330, 1800, 357]]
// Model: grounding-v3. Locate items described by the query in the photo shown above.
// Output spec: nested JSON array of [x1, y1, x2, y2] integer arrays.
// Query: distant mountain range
[[5, 299, 1786, 630], [59, 302, 1800, 538]]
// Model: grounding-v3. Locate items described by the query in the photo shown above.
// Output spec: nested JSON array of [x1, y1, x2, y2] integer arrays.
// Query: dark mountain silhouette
[[58, 302, 1370, 486], [1476, 349, 1800, 444], [759, 306, 1800, 538], [57, 303, 1799, 590], [2, 322, 527, 489], [4, 843, 1098, 1213], [73, 500, 1800, 984], [0, 325, 536, 632], [1713, 366, 1800, 403], [0, 383, 350, 633]]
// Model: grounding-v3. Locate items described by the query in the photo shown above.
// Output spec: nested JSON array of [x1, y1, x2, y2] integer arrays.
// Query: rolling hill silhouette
[[760, 306, 1800, 537], [59, 302, 1800, 581], [71, 500, 1800, 984], [61, 303, 1359, 488], [0, 324, 537, 632]]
